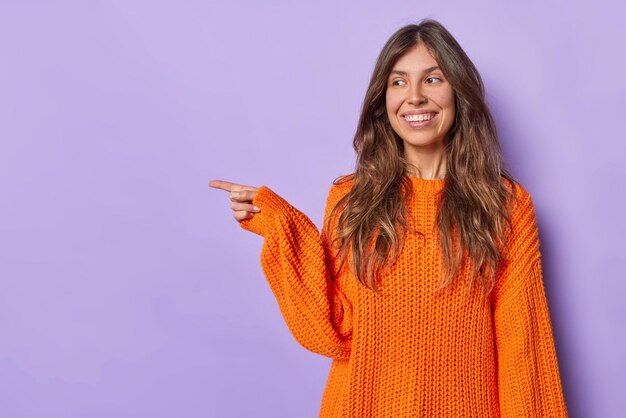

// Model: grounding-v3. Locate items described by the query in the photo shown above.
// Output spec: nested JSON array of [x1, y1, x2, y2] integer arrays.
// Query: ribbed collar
[[407, 175, 446, 192]]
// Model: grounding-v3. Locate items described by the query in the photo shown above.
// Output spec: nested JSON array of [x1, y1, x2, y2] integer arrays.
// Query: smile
[[403, 112, 437, 122], [402, 112, 438, 128]]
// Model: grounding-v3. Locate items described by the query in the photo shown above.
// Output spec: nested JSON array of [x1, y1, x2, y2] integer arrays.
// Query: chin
[[402, 136, 444, 147]]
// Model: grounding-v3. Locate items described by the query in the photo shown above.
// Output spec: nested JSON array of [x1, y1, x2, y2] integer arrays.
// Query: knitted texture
[[240, 176, 568, 417]]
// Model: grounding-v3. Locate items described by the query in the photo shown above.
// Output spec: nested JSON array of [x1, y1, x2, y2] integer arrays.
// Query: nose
[[407, 82, 427, 105]]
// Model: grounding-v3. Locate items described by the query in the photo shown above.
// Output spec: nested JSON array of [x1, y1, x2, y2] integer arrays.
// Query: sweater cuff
[[239, 185, 291, 237]]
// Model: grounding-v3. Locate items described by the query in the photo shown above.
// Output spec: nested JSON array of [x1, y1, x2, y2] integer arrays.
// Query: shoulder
[[320, 173, 356, 228], [325, 173, 355, 205], [500, 176, 534, 219], [499, 179, 540, 258]]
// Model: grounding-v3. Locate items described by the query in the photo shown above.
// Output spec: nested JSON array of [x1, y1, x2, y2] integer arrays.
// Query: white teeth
[[404, 113, 435, 122]]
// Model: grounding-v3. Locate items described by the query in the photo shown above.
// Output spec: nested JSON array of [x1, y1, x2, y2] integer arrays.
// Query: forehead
[[391, 43, 439, 71]]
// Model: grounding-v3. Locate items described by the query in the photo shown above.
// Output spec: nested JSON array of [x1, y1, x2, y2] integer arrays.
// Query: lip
[[401, 111, 437, 128]]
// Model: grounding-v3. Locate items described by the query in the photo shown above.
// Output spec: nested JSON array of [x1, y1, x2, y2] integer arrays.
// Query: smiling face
[[386, 42, 456, 154]]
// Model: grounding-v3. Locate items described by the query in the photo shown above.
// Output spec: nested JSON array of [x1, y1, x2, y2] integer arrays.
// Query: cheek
[[433, 89, 455, 109], [434, 90, 455, 122], [385, 91, 403, 114]]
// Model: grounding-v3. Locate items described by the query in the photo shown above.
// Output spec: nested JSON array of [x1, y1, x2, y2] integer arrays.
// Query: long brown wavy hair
[[324, 19, 519, 303]]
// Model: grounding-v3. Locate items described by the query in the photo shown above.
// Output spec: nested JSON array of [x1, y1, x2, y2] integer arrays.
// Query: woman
[[209, 19, 568, 417]]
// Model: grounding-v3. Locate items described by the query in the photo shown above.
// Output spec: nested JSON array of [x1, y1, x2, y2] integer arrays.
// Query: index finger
[[208, 179, 259, 193]]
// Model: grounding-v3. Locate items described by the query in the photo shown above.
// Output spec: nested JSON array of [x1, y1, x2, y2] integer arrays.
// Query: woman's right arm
[[210, 180, 353, 359]]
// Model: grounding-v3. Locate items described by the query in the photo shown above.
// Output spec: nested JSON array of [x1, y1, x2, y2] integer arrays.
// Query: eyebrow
[[389, 66, 441, 77]]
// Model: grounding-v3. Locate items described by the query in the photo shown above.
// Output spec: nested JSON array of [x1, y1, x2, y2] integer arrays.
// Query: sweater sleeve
[[239, 184, 353, 359], [492, 185, 568, 417]]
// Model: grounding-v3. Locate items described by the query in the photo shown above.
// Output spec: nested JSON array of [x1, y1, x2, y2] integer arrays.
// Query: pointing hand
[[208, 179, 261, 223]]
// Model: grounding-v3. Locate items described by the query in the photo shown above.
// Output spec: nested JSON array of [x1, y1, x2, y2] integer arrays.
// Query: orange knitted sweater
[[240, 175, 568, 417]]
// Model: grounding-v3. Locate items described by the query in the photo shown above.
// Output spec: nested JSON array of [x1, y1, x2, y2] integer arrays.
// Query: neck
[[404, 144, 447, 180]]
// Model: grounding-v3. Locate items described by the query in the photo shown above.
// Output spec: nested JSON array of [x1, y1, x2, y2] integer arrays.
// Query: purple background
[[1, 1, 624, 417]]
